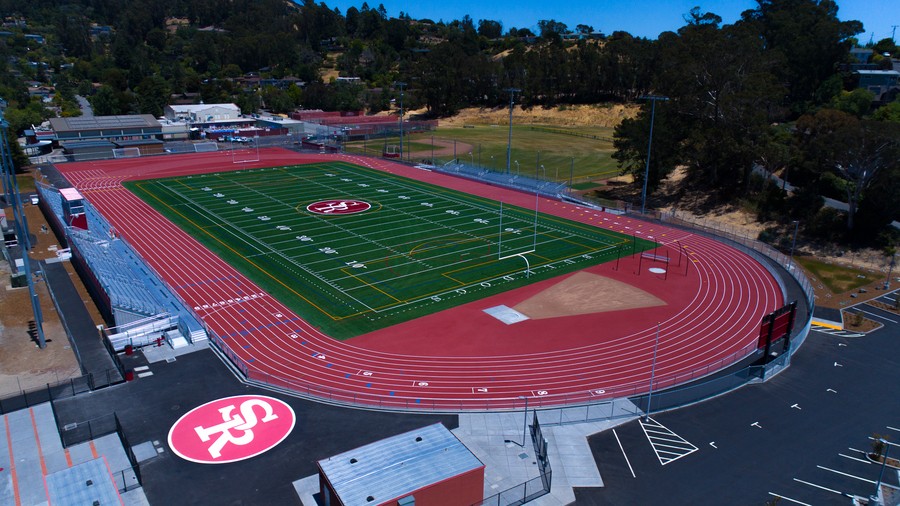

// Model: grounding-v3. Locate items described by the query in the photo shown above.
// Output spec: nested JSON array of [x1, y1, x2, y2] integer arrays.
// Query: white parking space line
[[839, 453, 872, 464], [886, 426, 900, 433], [817, 465, 875, 484], [858, 308, 898, 323], [768, 492, 812, 505], [612, 429, 636, 478], [793, 478, 843, 495]]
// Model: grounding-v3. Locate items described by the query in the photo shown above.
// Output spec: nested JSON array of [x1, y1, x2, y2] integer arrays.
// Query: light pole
[[645, 323, 661, 421], [394, 81, 406, 159], [505, 88, 520, 174], [640, 95, 668, 215], [789, 220, 799, 271], [872, 438, 890, 505]]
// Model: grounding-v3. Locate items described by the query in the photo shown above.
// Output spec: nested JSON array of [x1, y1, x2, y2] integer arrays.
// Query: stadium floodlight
[[394, 81, 407, 160], [639, 95, 669, 215], [505, 88, 521, 175]]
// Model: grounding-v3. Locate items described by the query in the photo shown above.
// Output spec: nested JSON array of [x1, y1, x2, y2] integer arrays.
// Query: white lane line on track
[[612, 429, 636, 478]]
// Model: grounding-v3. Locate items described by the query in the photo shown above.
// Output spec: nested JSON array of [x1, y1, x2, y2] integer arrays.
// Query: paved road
[[575, 292, 900, 504], [75, 95, 93, 117]]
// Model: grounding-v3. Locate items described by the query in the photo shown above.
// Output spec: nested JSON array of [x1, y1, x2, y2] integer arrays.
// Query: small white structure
[[164, 103, 241, 122]]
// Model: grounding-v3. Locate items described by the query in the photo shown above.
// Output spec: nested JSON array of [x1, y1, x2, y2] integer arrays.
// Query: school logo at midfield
[[167, 395, 295, 464], [306, 199, 371, 215]]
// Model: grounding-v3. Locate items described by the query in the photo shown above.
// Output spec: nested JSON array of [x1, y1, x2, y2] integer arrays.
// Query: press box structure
[[59, 187, 87, 230]]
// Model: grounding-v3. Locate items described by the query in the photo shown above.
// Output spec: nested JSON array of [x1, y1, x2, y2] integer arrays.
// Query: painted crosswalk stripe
[[639, 417, 698, 465]]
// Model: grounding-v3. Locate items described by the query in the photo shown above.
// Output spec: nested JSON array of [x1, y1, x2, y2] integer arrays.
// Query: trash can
[[124, 344, 134, 356], [125, 370, 134, 381]]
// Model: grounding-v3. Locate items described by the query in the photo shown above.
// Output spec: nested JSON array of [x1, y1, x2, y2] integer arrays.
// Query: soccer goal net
[[231, 138, 260, 164], [112, 147, 141, 159], [194, 142, 219, 153]]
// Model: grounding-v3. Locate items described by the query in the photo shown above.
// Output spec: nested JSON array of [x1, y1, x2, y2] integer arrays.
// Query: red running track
[[57, 148, 783, 411]]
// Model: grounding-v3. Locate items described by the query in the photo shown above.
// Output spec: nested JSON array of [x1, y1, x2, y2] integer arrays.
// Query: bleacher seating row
[[67, 232, 164, 316]]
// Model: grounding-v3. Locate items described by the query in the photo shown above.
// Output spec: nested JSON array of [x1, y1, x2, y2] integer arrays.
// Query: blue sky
[[318, 0, 898, 42]]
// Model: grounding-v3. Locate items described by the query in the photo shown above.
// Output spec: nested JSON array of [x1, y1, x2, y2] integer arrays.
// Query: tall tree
[[795, 110, 900, 231], [740, 0, 862, 113]]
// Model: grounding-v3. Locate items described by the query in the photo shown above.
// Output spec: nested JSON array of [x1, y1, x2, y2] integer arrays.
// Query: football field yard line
[[152, 176, 393, 315], [127, 163, 657, 335], [130, 180, 370, 320]]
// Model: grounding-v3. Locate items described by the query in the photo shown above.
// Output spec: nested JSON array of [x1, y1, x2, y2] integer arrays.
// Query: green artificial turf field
[[125, 162, 656, 338]]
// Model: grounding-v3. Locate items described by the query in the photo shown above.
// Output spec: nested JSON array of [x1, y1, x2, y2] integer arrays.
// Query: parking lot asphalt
[[574, 292, 900, 505]]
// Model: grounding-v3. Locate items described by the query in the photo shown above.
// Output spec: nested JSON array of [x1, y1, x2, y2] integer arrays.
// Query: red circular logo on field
[[167, 395, 295, 464], [306, 199, 371, 215]]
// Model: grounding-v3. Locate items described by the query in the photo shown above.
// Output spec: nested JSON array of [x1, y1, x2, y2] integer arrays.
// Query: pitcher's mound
[[514, 271, 666, 319]]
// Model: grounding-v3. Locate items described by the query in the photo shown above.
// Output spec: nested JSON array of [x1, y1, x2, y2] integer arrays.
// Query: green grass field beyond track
[[344, 124, 620, 183], [125, 162, 656, 339]]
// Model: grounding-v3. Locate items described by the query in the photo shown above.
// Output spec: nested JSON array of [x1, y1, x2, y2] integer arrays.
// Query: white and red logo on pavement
[[167, 395, 295, 464], [306, 199, 371, 215]]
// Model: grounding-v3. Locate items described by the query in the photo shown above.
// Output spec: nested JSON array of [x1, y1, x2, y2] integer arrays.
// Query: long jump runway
[[56, 148, 783, 411]]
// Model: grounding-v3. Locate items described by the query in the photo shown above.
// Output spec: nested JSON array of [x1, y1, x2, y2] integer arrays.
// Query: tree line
[[1, 0, 898, 247]]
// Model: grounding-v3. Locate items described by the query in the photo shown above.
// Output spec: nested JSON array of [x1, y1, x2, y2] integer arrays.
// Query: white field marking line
[[347, 165, 620, 246], [330, 222, 613, 293], [227, 175, 423, 268], [858, 308, 898, 323], [816, 465, 875, 484], [158, 178, 379, 313], [793, 478, 843, 495], [768, 492, 812, 505], [839, 453, 872, 464], [158, 171, 542, 318], [612, 429, 636, 478]]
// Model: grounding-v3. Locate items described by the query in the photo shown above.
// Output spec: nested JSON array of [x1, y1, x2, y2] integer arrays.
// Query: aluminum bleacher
[[36, 183, 207, 347]]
